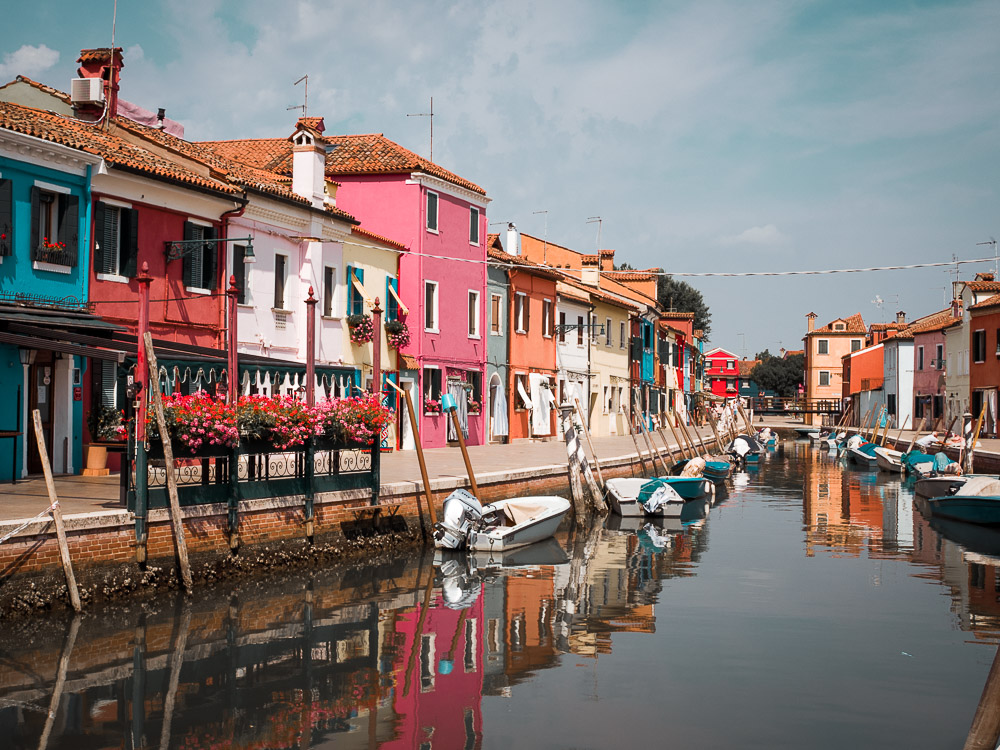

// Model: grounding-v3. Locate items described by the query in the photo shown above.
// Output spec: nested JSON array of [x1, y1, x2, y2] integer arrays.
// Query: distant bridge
[[749, 397, 842, 416]]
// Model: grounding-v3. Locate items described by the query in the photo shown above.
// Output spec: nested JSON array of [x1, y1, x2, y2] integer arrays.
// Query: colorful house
[[802, 312, 867, 425], [485, 233, 510, 443], [202, 132, 490, 448], [968, 294, 1000, 436], [704, 347, 739, 398], [945, 274, 1000, 423]]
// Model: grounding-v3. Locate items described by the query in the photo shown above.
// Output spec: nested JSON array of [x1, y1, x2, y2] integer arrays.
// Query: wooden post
[[667, 413, 690, 461], [890, 415, 910, 448], [37, 615, 81, 750], [905, 415, 928, 453], [561, 406, 591, 524], [633, 395, 668, 474], [963, 645, 1000, 750], [655, 412, 679, 464], [573, 397, 605, 486], [964, 405, 987, 474], [738, 401, 754, 434], [445, 400, 479, 498], [158, 602, 192, 750], [707, 410, 725, 453], [679, 418, 702, 458], [143, 332, 194, 593], [627, 401, 651, 474], [386, 380, 436, 533], [31, 410, 81, 613]]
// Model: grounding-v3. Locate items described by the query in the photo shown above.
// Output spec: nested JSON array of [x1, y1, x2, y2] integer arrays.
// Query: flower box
[[147, 440, 230, 459], [347, 314, 374, 344]]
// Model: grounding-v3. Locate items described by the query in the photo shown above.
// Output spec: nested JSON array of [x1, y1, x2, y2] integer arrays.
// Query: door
[[27, 352, 54, 475], [400, 379, 416, 451]]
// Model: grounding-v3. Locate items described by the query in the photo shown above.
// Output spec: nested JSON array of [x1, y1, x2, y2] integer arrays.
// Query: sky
[[3, 0, 999, 358]]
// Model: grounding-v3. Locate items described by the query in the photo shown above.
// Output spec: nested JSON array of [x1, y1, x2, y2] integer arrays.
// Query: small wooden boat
[[846, 440, 879, 469], [927, 496, 1000, 526], [605, 477, 687, 517], [433, 489, 570, 551], [873, 446, 903, 473], [914, 475, 966, 498]]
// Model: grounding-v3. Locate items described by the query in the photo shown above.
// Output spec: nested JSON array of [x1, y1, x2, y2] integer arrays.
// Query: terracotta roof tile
[[487, 247, 562, 280], [970, 293, 1000, 311], [738, 359, 759, 376], [660, 311, 695, 320], [78, 48, 122, 64], [811, 312, 866, 334], [604, 270, 655, 282], [968, 280, 1000, 293], [907, 309, 959, 332], [200, 132, 486, 195], [351, 225, 407, 251]]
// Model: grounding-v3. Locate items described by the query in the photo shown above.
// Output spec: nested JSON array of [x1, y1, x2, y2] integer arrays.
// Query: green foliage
[[751, 350, 805, 397]]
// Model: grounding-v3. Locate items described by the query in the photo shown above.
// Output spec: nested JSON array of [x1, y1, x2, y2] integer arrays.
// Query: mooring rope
[[0, 502, 58, 545]]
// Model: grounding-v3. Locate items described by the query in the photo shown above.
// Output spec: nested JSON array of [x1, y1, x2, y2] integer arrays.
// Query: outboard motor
[[433, 488, 484, 549]]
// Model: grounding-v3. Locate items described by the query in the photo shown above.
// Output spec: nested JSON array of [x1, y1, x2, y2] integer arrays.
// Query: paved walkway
[[1, 416, 996, 523]]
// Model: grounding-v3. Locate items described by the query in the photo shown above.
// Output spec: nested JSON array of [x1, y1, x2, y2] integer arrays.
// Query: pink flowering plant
[[236, 394, 317, 450], [146, 391, 239, 453], [384, 319, 410, 349], [467, 399, 481, 414], [424, 398, 441, 414], [347, 314, 374, 344], [314, 393, 393, 446]]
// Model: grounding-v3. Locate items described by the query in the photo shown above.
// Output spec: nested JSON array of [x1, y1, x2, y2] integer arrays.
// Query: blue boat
[[653, 476, 713, 499], [703, 458, 732, 483], [927, 496, 1000, 526]]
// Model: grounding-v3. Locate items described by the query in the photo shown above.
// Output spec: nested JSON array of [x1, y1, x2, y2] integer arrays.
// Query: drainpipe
[[218, 191, 249, 350]]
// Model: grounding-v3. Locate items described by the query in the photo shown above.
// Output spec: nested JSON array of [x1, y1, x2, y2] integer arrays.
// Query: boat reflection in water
[[7, 445, 1000, 748]]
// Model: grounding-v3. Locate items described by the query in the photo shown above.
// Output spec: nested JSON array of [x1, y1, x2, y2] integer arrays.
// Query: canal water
[[2, 441, 1000, 749]]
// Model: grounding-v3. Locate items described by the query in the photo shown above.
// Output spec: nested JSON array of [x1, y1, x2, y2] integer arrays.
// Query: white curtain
[[491, 381, 509, 437], [529, 373, 553, 436], [446, 382, 469, 441]]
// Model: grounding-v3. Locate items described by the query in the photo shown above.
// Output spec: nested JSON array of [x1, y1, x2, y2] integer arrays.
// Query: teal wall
[[0, 344, 22, 482]]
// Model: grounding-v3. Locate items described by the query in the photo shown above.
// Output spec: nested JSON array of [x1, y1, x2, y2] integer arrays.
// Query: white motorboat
[[604, 477, 687, 517], [873, 446, 903, 473], [916, 474, 1000, 500], [433, 489, 570, 552]]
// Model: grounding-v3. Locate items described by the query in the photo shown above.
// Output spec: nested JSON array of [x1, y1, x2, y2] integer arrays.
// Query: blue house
[[0, 119, 108, 480]]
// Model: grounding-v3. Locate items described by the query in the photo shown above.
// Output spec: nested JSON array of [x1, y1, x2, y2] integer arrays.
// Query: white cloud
[[0, 44, 59, 79], [720, 224, 788, 247]]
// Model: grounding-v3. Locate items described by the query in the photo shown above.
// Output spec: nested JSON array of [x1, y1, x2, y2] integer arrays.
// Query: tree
[[750, 349, 804, 397], [615, 263, 713, 339]]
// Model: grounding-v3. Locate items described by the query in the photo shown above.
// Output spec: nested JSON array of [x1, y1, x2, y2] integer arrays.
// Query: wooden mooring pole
[[386, 380, 436, 536]]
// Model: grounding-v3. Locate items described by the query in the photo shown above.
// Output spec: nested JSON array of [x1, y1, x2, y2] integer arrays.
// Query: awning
[[387, 282, 409, 315], [0, 302, 126, 361], [0, 330, 124, 362]]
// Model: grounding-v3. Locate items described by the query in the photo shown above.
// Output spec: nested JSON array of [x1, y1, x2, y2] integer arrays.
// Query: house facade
[[968, 294, 1000, 437], [910, 310, 953, 425], [882, 331, 913, 430], [945, 275, 1000, 424], [704, 347, 739, 398], [485, 234, 510, 443], [803, 312, 867, 425]]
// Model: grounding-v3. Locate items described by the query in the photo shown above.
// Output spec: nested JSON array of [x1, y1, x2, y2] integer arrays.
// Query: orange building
[[802, 312, 867, 425]]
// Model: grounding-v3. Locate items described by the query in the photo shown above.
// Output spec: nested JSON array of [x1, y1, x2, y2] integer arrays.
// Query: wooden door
[[27, 352, 54, 475]]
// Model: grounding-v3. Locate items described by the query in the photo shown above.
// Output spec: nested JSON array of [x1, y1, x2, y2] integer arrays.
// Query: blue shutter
[[386, 277, 399, 322], [348, 266, 364, 316], [346, 265, 355, 316]]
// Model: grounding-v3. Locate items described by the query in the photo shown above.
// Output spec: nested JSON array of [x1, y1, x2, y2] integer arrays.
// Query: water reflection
[[5, 445, 1000, 748]]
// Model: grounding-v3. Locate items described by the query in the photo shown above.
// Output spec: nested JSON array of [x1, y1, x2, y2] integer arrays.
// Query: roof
[[200, 132, 486, 196], [660, 311, 695, 320], [738, 360, 759, 376], [783, 349, 803, 357], [970, 293, 1000, 312], [604, 270, 656, 282], [78, 48, 122, 65], [0, 75, 71, 104], [967, 280, 1000, 294], [810, 312, 866, 335], [906, 309, 959, 333], [351, 225, 407, 251], [487, 247, 563, 280]]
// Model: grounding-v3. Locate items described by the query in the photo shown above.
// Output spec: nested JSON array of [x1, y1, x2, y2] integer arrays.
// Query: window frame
[[605, 317, 613, 347], [514, 292, 528, 334], [182, 220, 217, 294], [542, 299, 553, 338], [31, 182, 79, 269], [917, 345, 924, 371], [819, 370, 831, 387], [273, 253, 288, 311], [468, 289, 480, 338], [426, 190, 439, 233], [322, 265, 336, 317], [423, 367, 442, 412], [490, 293, 502, 335], [424, 280, 439, 332], [558, 311, 566, 344], [620, 321, 626, 349], [973, 328, 987, 363], [94, 199, 138, 282], [576, 316, 584, 346], [231, 243, 249, 305], [817, 339, 829, 355], [469, 206, 480, 245]]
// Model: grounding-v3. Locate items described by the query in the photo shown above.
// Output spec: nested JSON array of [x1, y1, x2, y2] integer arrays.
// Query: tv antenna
[[407, 96, 434, 160], [586, 216, 602, 252], [287, 75, 308, 117], [977, 237, 998, 276]]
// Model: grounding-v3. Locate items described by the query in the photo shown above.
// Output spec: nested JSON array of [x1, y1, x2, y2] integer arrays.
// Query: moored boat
[[927, 496, 1000, 526], [703, 457, 733, 482], [605, 477, 687, 517], [652, 475, 714, 499], [433, 489, 570, 551], [873, 445, 903, 473]]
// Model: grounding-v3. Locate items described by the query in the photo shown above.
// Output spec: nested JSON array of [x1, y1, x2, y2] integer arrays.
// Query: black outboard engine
[[433, 489, 484, 549]]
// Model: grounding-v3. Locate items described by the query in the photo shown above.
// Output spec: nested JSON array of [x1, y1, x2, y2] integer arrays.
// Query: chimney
[[74, 47, 123, 121], [290, 117, 327, 209], [506, 223, 519, 256], [156, 108, 166, 130], [806, 312, 817, 333], [895, 311, 906, 325], [581, 255, 600, 286], [599, 249, 615, 272]]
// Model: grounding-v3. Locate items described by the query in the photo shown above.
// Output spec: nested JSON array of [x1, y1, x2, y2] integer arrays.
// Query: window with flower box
[[424, 367, 442, 412], [346, 265, 365, 316], [31, 184, 79, 268]]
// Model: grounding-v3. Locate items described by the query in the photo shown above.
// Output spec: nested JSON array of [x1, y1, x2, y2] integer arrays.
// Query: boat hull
[[467, 496, 571, 551], [914, 476, 966, 499], [605, 478, 686, 517], [652, 476, 713, 499], [873, 446, 903, 472], [927, 496, 1000, 526]]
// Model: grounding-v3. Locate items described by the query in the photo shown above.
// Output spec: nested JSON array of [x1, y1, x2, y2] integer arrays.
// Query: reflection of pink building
[[383, 591, 484, 749]]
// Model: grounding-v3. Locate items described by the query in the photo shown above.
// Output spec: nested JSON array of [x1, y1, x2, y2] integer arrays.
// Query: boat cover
[[501, 498, 552, 525]]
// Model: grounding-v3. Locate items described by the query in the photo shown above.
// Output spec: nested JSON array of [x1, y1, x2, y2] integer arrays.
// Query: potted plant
[[347, 314, 374, 344], [314, 393, 393, 448], [425, 398, 442, 414], [467, 399, 481, 415], [85, 404, 127, 474], [385, 319, 410, 350]]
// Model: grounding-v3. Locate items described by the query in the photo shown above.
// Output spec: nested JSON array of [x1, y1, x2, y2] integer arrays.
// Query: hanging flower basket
[[384, 319, 410, 350], [347, 314, 374, 344]]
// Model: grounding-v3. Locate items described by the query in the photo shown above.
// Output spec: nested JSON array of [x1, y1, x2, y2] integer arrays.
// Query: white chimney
[[291, 118, 327, 209], [506, 222, 519, 255]]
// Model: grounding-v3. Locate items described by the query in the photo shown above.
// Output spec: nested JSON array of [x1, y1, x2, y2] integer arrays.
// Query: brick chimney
[[75, 47, 123, 121], [806, 311, 817, 333], [290, 117, 327, 209], [599, 249, 615, 272], [975, 272, 995, 282], [895, 311, 906, 325]]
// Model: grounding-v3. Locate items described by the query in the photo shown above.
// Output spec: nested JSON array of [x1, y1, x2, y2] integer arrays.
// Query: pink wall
[[912, 330, 947, 403], [333, 174, 488, 447]]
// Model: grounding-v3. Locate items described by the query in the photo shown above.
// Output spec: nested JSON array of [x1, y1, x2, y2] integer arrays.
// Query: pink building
[[910, 309, 954, 424], [202, 133, 490, 448]]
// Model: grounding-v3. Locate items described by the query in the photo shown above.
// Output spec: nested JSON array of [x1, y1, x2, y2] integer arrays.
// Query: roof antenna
[[586, 216, 602, 252], [407, 96, 434, 161], [287, 75, 308, 117], [977, 237, 998, 277]]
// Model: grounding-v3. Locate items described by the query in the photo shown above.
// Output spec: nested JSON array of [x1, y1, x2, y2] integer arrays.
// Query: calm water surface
[[3, 442, 1000, 749]]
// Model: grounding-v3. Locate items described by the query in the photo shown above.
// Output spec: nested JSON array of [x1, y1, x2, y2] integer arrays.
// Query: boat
[[873, 445, 903, 473], [845, 436, 878, 469], [758, 427, 778, 447], [605, 477, 687, 517], [794, 426, 820, 439], [726, 434, 764, 466], [652, 475, 714, 499], [433, 489, 571, 551], [916, 474, 1000, 499], [927, 496, 1000, 526], [703, 457, 733, 482]]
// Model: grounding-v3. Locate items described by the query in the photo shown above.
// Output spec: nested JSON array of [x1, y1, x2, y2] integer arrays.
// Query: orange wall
[[848, 345, 883, 395], [507, 269, 558, 440]]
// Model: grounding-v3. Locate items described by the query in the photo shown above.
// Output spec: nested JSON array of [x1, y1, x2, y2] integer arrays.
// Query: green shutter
[[92, 202, 106, 271], [0, 179, 12, 257], [201, 225, 217, 289], [386, 277, 399, 321], [345, 265, 354, 315], [59, 194, 79, 266], [182, 221, 195, 287], [122, 207, 138, 277]]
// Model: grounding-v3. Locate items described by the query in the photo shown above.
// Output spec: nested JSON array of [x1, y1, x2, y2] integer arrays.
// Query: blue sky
[[3, 0, 998, 357]]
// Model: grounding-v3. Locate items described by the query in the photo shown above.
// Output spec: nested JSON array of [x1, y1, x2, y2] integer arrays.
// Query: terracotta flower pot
[[83, 444, 109, 477]]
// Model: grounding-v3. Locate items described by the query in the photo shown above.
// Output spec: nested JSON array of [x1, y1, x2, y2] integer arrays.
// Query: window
[[323, 266, 335, 316], [834, 323, 845, 331], [94, 202, 138, 278], [469, 207, 480, 244], [424, 368, 442, 407], [92, 360, 117, 410], [727, 359, 735, 370], [273, 254, 287, 309], [490, 294, 502, 334], [385, 277, 399, 322], [426, 191, 438, 232], [0, 178, 12, 259], [232, 244, 249, 304], [936, 343, 944, 369], [887, 394, 896, 417], [851, 339, 862, 352], [605, 317, 612, 346], [31, 186, 79, 267], [591, 315, 599, 344], [543, 299, 553, 337], [577, 316, 584, 346], [620, 321, 626, 349], [468, 290, 480, 337], [819, 371, 830, 386], [514, 293, 528, 333], [643, 323, 652, 349], [515, 373, 530, 410], [558, 312, 566, 343], [424, 280, 438, 331], [973, 329, 986, 363], [346, 266, 365, 316], [917, 346, 924, 371], [182, 221, 217, 291], [467, 370, 482, 405], [817, 339, 829, 355]]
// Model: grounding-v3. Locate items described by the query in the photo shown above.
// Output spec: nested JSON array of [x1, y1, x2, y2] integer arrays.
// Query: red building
[[969, 294, 1000, 436], [704, 347, 739, 398]]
